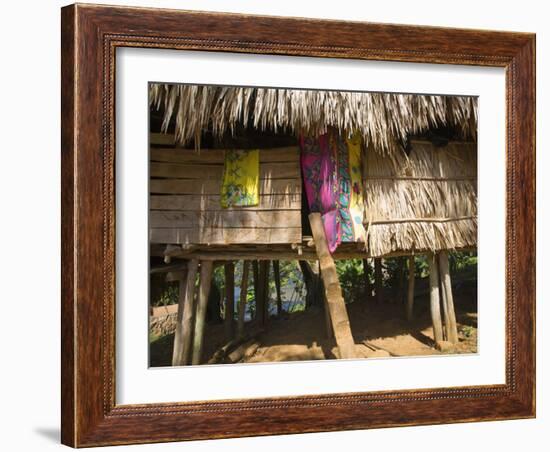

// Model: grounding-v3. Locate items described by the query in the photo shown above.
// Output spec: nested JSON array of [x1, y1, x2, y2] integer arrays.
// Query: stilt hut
[[149, 84, 477, 364]]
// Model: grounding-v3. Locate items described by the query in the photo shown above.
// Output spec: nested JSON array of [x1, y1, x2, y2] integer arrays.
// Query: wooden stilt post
[[237, 261, 250, 338], [397, 257, 406, 304], [309, 213, 356, 359], [406, 256, 415, 321], [439, 251, 459, 344], [252, 260, 259, 320], [257, 260, 269, 325], [191, 261, 214, 365], [374, 258, 383, 304], [439, 260, 450, 342], [362, 258, 371, 302], [427, 253, 444, 345], [224, 262, 235, 340], [172, 259, 198, 366], [273, 260, 283, 316]]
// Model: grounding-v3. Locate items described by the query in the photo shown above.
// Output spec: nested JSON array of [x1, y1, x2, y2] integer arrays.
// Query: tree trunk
[[299, 260, 323, 309]]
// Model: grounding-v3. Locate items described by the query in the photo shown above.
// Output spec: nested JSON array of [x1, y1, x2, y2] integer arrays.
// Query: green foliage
[[150, 280, 178, 307], [461, 325, 475, 338], [449, 251, 478, 278], [336, 259, 366, 303]]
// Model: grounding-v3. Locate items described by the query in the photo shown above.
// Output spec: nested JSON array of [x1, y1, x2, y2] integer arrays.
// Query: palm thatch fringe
[[150, 84, 477, 155], [364, 141, 477, 256]]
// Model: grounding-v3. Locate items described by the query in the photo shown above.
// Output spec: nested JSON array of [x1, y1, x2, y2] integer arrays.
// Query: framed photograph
[[61, 3, 535, 447]]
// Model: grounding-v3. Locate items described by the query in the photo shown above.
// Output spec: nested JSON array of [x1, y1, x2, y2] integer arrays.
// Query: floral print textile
[[220, 149, 260, 208], [300, 129, 366, 253]]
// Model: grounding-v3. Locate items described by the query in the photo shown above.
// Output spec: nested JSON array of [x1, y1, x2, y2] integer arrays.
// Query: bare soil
[[150, 293, 477, 366]]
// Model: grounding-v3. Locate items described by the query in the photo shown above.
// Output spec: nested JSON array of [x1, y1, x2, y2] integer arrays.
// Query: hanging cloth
[[300, 128, 354, 253], [345, 133, 367, 243], [220, 149, 260, 208]]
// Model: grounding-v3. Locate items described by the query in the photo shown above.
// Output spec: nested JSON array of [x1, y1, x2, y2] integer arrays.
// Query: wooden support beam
[[439, 251, 459, 344], [427, 253, 444, 344], [237, 261, 250, 338], [171, 260, 198, 366], [309, 213, 356, 359], [320, 273, 334, 340], [273, 260, 283, 315], [374, 258, 383, 304], [406, 256, 415, 321], [191, 261, 214, 365], [224, 262, 235, 340]]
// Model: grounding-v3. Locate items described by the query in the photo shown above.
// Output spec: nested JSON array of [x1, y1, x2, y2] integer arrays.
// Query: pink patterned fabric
[[299, 129, 354, 253]]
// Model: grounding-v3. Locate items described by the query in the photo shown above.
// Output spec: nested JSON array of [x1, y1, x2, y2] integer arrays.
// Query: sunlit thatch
[[363, 140, 477, 256], [150, 84, 477, 155]]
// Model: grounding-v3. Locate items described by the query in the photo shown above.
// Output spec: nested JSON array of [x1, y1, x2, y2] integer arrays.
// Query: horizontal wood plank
[[150, 227, 302, 244], [150, 146, 300, 164], [150, 178, 301, 195], [150, 193, 301, 211], [150, 209, 301, 228], [150, 161, 299, 180]]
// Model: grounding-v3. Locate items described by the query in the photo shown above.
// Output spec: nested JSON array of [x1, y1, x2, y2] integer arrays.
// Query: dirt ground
[[245, 297, 477, 363], [150, 291, 477, 366]]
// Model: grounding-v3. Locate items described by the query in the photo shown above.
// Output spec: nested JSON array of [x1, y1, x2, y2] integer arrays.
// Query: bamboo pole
[[439, 251, 459, 344], [406, 256, 415, 321], [171, 259, 198, 366], [309, 213, 356, 359], [273, 260, 283, 315], [224, 262, 235, 340], [237, 261, 250, 338], [427, 253, 444, 344], [375, 258, 383, 304], [191, 261, 214, 365]]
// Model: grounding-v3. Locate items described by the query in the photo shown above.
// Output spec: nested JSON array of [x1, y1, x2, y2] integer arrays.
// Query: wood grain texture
[[150, 193, 302, 211], [150, 161, 299, 180], [150, 177, 301, 195], [149, 210, 302, 229], [61, 3, 535, 447], [150, 226, 303, 245]]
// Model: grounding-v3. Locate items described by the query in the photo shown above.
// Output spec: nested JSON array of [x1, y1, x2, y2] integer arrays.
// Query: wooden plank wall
[[149, 146, 302, 245]]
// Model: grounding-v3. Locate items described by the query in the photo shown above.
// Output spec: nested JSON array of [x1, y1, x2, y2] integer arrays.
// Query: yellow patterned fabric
[[345, 133, 367, 243], [220, 149, 260, 207]]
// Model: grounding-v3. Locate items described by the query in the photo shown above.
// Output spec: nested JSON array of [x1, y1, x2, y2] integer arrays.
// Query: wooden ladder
[[308, 213, 356, 359]]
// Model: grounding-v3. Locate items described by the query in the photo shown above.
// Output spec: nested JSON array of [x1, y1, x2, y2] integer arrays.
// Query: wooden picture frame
[[61, 3, 535, 447]]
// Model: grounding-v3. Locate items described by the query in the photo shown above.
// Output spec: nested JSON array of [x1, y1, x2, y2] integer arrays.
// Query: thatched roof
[[150, 84, 477, 155], [364, 140, 477, 256]]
